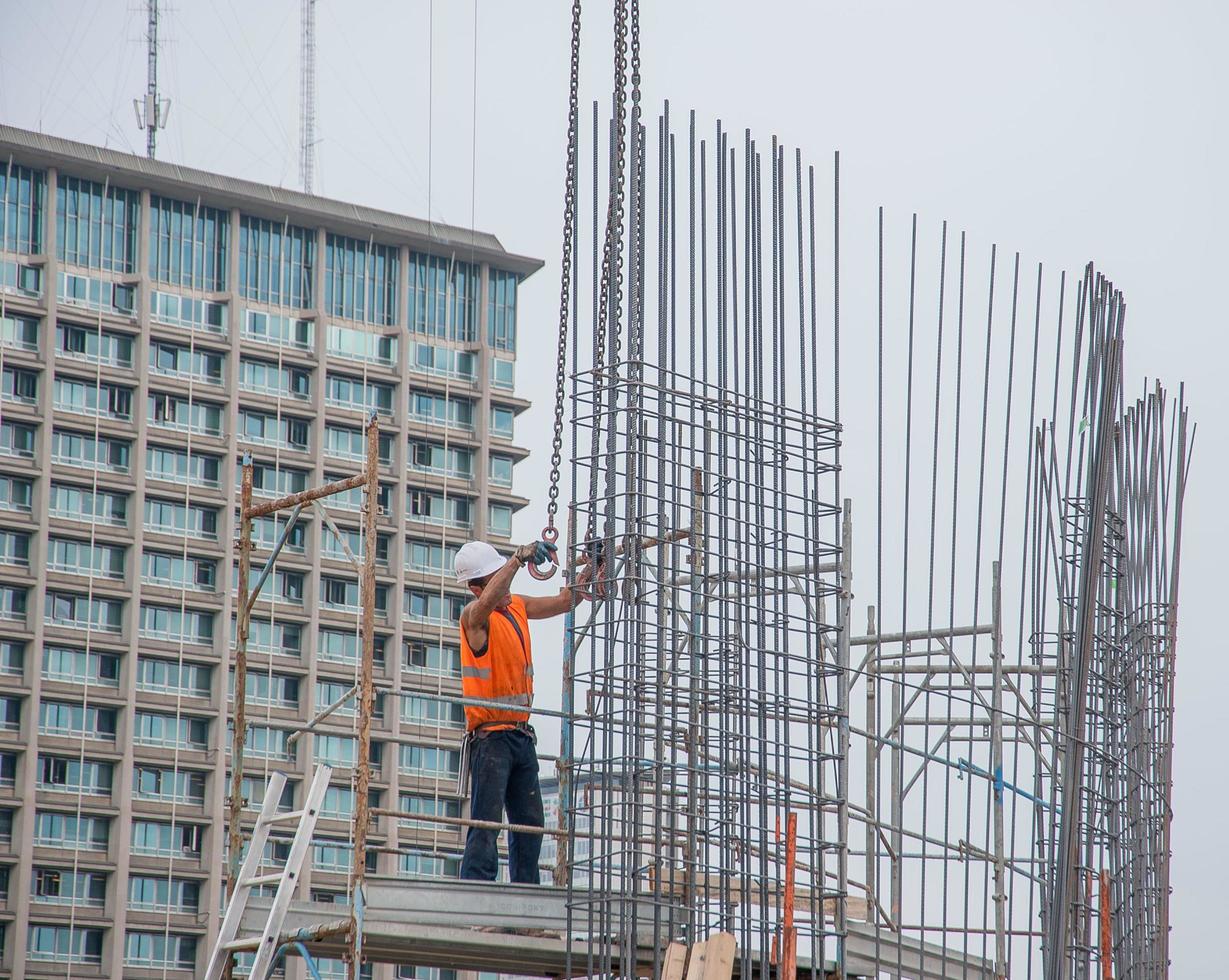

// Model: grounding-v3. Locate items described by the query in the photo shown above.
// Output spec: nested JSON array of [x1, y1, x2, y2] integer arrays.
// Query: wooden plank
[[660, 942, 688, 980], [683, 940, 707, 980], [700, 933, 736, 980]]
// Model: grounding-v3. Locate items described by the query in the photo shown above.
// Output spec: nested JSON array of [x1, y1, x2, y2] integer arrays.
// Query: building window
[[244, 513, 306, 554], [230, 669, 299, 709], [487, 268, 519, 352], [38, 755, 114, 795], [243, 308, 313, 349], [144, 497, 218, 539], [228, 722, 295, 762], [406, 252, 477, 341], [315, 680, 383, 721], [321, 525, 389, 565], [239, 409, 310, 452], [56, 174, 139, 272], [149, 339, 225, 383], [134, 765, 207, 805], [245, 462, 309, 497], [33, 811, 109, 851], [239, 216, 315, 308], [397, 793, 461, 831], [490, 356, 515, 390], [134, 711, 209, 751], [408, 440, 472, 479], [57, 270, 135, 315], [146, 444, 221, 487], [51, 428, 130, 473], [149, 392, 225, 436], [50, 483, 128, 527], [0, 419, 36, 459], [313, 837, 377, 874], [39, 701, 117, 741], [398, 742, 461, 779], [0, 585, 27, 622], [325, 372, 394, 415], [52, 375, 133, 420], [323, 475, 392, 514], [326, 322, 397, 366], [47, 536, 126, 579], [139, 604, 214, 644], [489, 454, 514, 488], [397, 967, 458, 980], [43, 646, 120, 687], [149, 194, 228, 290], [404, 539, 459, 576], [407, 491, 471, 530], [124, 931, 197, 971], [324, 234, 398, 326], [28, 924, 104, 965], [56, 320, 132, 367], [318, 628, 386, 668], [131, 819, 201, 858], [237, 564, 304, 605], [0, 474, 34, 513], [490, 405, 515, 439], [488, 503, 513, 537], [237, 773, 295, 812], [0, 640, 23, 676], [241, 618, 303, 658], [1, 365, 38, 404], [313, 736, 381, 771], [410, 391, 473, 430], [410, 341, 476, 382], [319, 784, 374, 821], [400, 694, 465, 730], [0, 528, 30, 567], [321, 576, 388, 614], [44, 591, 122, 632], [397, 848, 461, 879], [403, 640, 461, 678], [128, 875, 200, 914], [0, 164, 45, 253], [240, 357, 312, 400], [142, 550, 217, 592], [150, 287, 228, 333], [325, 425, 393, 465], [33, 868, 107, 908], [136, 656, 211, 698]]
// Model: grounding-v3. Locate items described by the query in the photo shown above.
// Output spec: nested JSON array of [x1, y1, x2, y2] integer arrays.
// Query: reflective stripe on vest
[[462, 666, 491, 680]]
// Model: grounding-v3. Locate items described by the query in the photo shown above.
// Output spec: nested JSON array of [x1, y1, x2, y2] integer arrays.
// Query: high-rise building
[[0, 124, 540, 979]]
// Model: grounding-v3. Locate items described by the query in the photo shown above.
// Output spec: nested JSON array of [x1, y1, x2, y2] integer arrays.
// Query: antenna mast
[[299, 0, 317, 193], [133, 0, 170, 158]]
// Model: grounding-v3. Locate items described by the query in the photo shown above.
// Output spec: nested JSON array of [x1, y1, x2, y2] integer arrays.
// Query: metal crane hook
[[527, 524, 559, 581]]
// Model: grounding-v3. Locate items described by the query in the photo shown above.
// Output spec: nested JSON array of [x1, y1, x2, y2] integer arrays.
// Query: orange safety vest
[[458, 595, 534, 732]]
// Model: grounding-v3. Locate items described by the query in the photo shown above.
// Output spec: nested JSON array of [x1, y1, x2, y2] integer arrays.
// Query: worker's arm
[[460, 541, 557, 652], [522, 554, 594, 620]]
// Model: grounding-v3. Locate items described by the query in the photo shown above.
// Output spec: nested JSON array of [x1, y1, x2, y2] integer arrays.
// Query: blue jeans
[[459, 729, 544, 883]]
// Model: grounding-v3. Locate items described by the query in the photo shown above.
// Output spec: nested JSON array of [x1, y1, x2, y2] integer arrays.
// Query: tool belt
[[456, 722, 536, 795]]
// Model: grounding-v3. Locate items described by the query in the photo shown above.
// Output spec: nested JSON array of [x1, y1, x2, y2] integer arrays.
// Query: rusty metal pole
[[348, 413, 379, 980], [224, 455, 255, 980], [1100, 869, 1113, 980], [783, 810, 798, 980]]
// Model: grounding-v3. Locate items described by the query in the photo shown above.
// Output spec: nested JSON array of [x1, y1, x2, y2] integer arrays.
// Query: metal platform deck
[[243, 878, 995, 979]]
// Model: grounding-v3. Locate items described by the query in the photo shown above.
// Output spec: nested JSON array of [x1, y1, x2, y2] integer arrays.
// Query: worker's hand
[[515, 540, 558, 567]]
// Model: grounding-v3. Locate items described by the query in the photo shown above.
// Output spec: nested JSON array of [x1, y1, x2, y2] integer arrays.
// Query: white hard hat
[[454, 541, 505, 583]]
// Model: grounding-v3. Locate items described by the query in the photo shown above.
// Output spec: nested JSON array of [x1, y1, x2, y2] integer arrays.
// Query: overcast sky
[[3, 0, 1226, 973]]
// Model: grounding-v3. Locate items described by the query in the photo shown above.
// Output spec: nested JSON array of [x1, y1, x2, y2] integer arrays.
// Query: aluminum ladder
[[204, 764, 334, 980]]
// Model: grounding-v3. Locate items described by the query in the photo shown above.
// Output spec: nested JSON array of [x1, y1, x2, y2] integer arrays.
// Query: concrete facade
[[0, 124, 539, 980]]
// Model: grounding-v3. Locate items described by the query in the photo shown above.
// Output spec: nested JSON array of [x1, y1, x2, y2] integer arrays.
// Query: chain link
[[584, 0, 632, 545], [544, 0, 584, 539]]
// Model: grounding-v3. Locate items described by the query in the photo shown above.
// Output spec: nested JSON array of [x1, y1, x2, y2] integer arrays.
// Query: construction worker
[[453, 538, 585, 883]]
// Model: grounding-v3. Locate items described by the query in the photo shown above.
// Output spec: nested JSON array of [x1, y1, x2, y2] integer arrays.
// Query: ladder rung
[[265, 808, 309, 825], [223, 938, 262, 952], [246, 872, 293, 888]]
